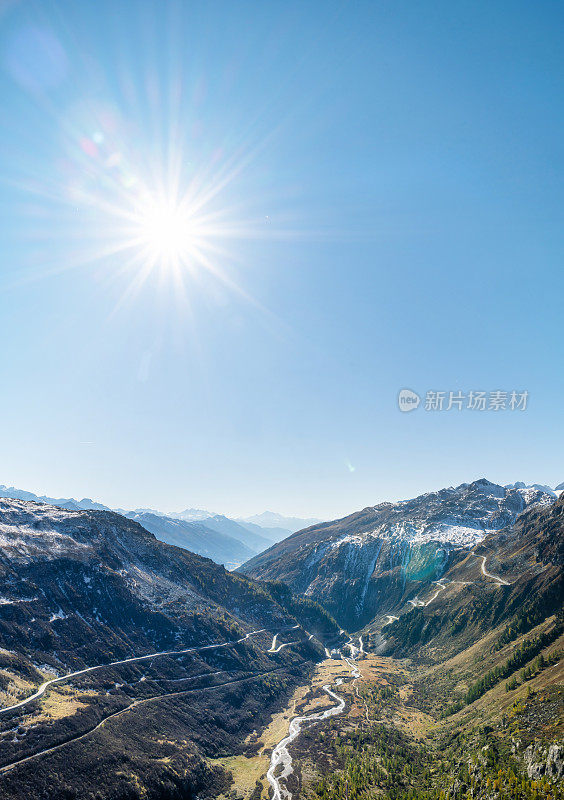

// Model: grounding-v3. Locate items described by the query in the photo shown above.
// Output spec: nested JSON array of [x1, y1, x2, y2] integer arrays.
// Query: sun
[[134, 195, 195, 267]]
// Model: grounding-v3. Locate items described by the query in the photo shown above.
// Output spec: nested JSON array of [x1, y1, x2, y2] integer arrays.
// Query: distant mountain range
[[0, 486, 110, 512], [122, 511, 257, 568], [238, 479, 558, 630], [0, 485, 320, 569], [238, 511, 322, 534]]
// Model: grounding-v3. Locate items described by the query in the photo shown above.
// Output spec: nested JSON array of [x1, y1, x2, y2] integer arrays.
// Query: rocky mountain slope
[[0, 498, 341, 800], [238, 480, 556, 630], [378, 490, 564, 660]]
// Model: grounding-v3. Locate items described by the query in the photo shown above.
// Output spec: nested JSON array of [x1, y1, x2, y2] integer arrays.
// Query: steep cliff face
[[238, 480, 555, 630]]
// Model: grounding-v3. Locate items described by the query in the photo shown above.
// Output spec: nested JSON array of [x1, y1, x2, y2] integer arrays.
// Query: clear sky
[[0, 1, 562, 520]]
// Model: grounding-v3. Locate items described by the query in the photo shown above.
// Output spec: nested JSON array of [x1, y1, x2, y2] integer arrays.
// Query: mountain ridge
[[238, 479, 556, 630], [0, 485, 299, 568]]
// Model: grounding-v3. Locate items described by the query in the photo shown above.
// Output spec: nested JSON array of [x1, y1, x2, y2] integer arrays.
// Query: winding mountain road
[[424, 580, 449, 606], [477, 554, 511, 586], [0, 620, 364, 791], [0, 624, 327, 775], [0, 663, 294, 775], [268, 633, 299, 653], [0, 629, 266, 716]]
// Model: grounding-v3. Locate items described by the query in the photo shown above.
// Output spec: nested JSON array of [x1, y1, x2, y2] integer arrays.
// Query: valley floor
[[0, 616, 561, 800], [213, 622, 564, 800]]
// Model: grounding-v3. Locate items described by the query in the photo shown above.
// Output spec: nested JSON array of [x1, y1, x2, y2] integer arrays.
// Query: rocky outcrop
[[523, 741, 564, 781]]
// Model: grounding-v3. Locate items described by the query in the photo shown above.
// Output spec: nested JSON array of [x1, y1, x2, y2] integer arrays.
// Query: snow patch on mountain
[[0, 500, 94, 562], [330, 532, 379, 549], [505, 482, 556, 501], [309, 482, 555, 551]]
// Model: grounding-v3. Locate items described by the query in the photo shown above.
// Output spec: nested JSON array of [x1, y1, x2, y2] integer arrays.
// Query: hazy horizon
[[1, 473, 561, 522]]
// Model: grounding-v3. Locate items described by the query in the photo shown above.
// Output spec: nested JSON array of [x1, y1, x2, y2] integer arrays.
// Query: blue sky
[[0, 0, 562, 519]]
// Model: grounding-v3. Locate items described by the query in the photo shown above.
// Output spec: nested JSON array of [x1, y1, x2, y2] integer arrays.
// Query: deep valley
[[0, 481, 561, 800]]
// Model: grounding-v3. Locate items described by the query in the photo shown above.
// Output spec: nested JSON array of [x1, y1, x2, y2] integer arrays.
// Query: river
[[266, 639, 361, 800]]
